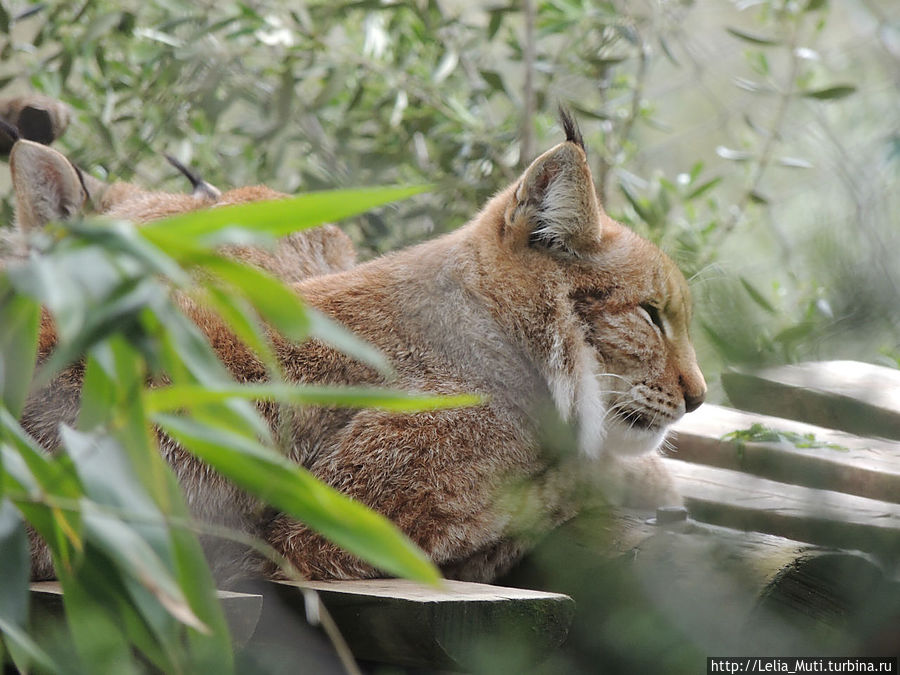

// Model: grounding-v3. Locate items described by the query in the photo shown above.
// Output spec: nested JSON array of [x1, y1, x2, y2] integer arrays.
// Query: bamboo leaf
[[0, 279, 40, 418], [60, 426, 208, 634], [155, 414, 441, 584], [142, 185, 431, 244], [145, 382, 481, 414]]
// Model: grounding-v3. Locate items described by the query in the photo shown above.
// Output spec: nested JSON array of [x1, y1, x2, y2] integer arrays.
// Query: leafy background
[[2, 0, 897, 389], [1, 0, 899, 672]]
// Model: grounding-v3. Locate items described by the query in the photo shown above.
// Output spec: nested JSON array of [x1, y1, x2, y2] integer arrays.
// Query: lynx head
[[473, 110, 706, 458], [8, 138, 286, 231], [6, 136, 355, 279]]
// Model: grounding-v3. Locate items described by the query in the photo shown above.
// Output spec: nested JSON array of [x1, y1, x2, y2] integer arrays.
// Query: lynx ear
[[10, 140, 87, 232], [510, 137, 603, 258]]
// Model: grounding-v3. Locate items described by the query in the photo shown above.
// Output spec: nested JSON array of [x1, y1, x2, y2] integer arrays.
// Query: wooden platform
[[722, 360, 900, 441], [260, 579, 574, 670], [29, 577, 574, 670]]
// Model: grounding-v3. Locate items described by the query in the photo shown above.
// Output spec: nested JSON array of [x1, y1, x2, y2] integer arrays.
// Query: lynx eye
[[639, 303, 665, 335]]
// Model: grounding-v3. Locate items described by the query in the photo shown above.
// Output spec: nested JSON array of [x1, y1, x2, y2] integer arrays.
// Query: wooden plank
[[670, 403, 900, 503], [28, 581, 263, 647], [722, 360, 900, 440], [625, 518, 897, 654], [662, 458, 900, 560], [257, 578, 575, 670]]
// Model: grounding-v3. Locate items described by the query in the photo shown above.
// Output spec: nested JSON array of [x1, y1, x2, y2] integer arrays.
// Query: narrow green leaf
[[155, 414, 441, 584], [200, 256, 311, 341], [66, 219, 190, 287], [686, 176, 723, 201], [479, 69, 505, 93], [56, 562, 142, 675], [61, 425, 207, 634], [145, 382, 481, 414], [739, 277, 777, 315], [726, 27, 780, 46], [0, 618, 57, 674], [142, 185, 431, 243], [35, 278, 159, 387], [801, 85, 857, 100], [306, 308, 392, 376], [0, 502, 29, 628], [618, 181, 657, 227], [0, 280, 40, 418], [197, 256, 392, 376], [196, 286, 279, 372], [487, 9, 503, 39], [658, 36, 680, 66]]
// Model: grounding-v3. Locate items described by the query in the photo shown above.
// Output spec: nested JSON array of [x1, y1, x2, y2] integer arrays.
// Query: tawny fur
[[8, 129, 705, 584]]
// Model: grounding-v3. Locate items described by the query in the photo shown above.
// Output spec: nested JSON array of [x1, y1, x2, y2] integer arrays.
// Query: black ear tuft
[[165, 153, 221, 200], [558, 106, 584, 151], [0, 117, 21, 155], [165, 153, 204, 191], [0, 117, 21, 142]]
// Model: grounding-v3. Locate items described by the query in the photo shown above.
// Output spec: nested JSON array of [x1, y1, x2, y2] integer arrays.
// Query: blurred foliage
[[0, 0, 896, 382], [0, 190, 460, 672]]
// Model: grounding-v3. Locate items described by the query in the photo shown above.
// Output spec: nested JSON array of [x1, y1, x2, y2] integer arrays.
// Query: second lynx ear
[[510, 141, 604, 258], [10, 140, 87, 232]]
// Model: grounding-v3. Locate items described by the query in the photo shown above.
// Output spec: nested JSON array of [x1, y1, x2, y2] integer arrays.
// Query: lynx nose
[[684, 389, 705, 413]]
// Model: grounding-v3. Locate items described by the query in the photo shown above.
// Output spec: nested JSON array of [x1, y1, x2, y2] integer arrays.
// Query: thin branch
[[521, 0, 537, 167], [702, 19, 804, 265]]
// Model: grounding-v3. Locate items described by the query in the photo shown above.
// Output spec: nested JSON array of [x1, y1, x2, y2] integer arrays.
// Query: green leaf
[[36, 278, 160, 387], [686, 176, 722, 201], [145, 382, 481, 415], [56, 560, 142, 675], [61, 426, 208, 633], [618, 181, 658, 228], [66, 219, 190, 287], [0, 501, 54, 673], [306, 308, 392, 376], [142, 185, 431, 244], [479, 69, 505, 93], [155, 414, 441, 584], [0, 279, 40, 418], [0, 1, 9, 33], [739, 277, 777, 315], [487, 9, 504, 40], [801, 85, 857, 100], [197, 255, 392, 376], [726, 27, 780, 46], [0, 501, 29, 629], [805, 0, 827, 11], [0, 618, 57, 674]]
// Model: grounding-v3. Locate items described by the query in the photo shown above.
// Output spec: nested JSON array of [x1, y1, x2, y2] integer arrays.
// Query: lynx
[[8, 112, 705, 583]]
